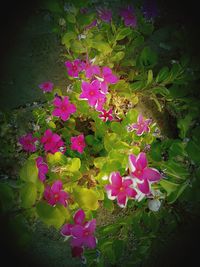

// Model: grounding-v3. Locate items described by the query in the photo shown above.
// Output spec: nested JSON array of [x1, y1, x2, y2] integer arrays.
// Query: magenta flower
[[39, 81, 54, 92], [36, 156, 48, 182], [71, 134, 86, 154], [44, 180, 69, 207], [97, 67, 119, 94], [79, 80, 104, 108], [129, 114, 152, 136], [52, 96, 76, 121], [120, 6, 137, 28], [128, 152, 161, 195], [105, 172, 137, 208], [41, 129, 66, 154], [85, 19, 97, 30], [71, 246, 84, 258], [61, 209, 97, 251], [65, 59, 84, 78], [95, 94, 107, 111], [83, 61, 100, 79], [99, 108, 113, 122], [97, 8, 112, 23], [19, 133, 38, 152]]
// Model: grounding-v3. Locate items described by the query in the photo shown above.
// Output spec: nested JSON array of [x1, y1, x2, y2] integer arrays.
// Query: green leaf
[[67, 158, 81, 172], [36, 202, 65, 229], [92, 41, 112, 55], [150, 141, 162, 161], [103, 196, 114, 212], [116, 27, 132, 40], [168, 181, 189, 203], [104, 133, 118, 151], [130, 81, 146, 91], [160, 179, 180, 196], [140, 46, 158, 67], [156, 67, 170, 83], [152, 86, 169, 96], [73, 187, 99, 210], [66, 13, 76, 23], [186, 140, 200, 164], [111, 51, 125, 62], [71, 40, 86, 53], [46, 152, 66, 166], [147, 69, 153, 85], [61, 32, 77, 48], [177, 114, 193, 139], [20, 182, 37, 208], [20, 160, 38, 183]]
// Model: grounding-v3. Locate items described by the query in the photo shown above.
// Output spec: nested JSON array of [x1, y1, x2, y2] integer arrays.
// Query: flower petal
[[84, 235, 97, 249], [110, 172, 122, 188], [125, 187, 137, 198], [137, 179, 150, 194], [71, 225, 84, 238], [61, 223, 73, 236], [128, 154, 136, 172], [117, 192, 127, 208], [74, 209, 85, 225], [136, 152, 147, 170], [142, 167, 161, 182]]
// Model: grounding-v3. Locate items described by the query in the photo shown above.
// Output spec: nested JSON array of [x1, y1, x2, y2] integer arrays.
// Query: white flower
[[148, 199, 161, 212]]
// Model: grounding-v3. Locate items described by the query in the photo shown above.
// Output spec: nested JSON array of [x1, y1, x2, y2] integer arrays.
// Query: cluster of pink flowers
[[61, 209, 97, 258], [44, 180, 69, 207], [41, 129, 66, 154], [105, 152, 161, 207]]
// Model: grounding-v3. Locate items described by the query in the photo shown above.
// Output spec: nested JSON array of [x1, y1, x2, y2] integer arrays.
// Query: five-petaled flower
[[19, 133, 38, 152], [120, 6, 137, 28], [61, 209, 97, 256], [44, 180, 69, 207], [71, 134, 86, 154], [52, 96, 76, 121], [41, 129, 66, 154], [83, 61, 100, 79], [65, 59, 84, 78], [105, 171, 137, 208], [95, 66, 118, 94], [128, 114, 152, 136], [128, 152, 161, 195], [39, 81, 54, 92], [99, 108, 113, 122], [97, 8, 112, 23], [79, 80, 104, 108], [36, 156, 48, 182]]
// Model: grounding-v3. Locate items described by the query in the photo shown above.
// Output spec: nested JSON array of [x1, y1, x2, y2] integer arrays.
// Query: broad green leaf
[[103, 196, 114, 211], [186, 140, 200, 164], [20, 182, 37, 208], [61, 32, 77, 48], [73, 187, 99, 210], [20, 160, 38, 183], [36, 202, 65, 229], [92, 41, 112, 55], [130, 81, 146, 91], [46, 152, 66, 166], [111, 52, 125, 62], [116, 27, 132, 40], [150, 141, 162, 161], [177, 114, 193, 138], [66, 13, 76, 23], [152, 86, 169, 96], [94, 157, 107, 169], [140, 46, 158, 67], [71, 40, 86, 53], [104, 133, 118, 151], [67, 158, 81, 172], [160, 179, 180, 196], [168, 181, 189, 203]]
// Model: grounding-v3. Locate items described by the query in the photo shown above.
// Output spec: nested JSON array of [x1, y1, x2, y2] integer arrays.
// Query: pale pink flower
[[129, 114, 152, 136]]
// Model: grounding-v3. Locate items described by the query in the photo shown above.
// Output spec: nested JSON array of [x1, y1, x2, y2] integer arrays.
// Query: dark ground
[[1, 1, 200, 267]]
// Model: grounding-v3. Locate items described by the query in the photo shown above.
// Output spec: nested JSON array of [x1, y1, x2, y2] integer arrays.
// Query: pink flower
[[97, 8, 112, 23], [128, 152, 161, 195], [19, 133, 38, 152], [61, 209, 97, 251], [79, 80, 103, 107], [99, 108, 113, 122], [96, 67, 119, 94], [70, 134, 86, 154], [65, 59, 84, 78], [105, 172, 137, 208], [39, 81, 54, 92], [71, 246, 84, 258], [44, 180, 69, 207], [129, 114, 152, 136], [83, 61, 100, 79], [95, 94, 107, 111], [41, 129, 66, 154], [52, 96, 76, 121], [120, 6, 137, 28], [36, 156, 48, 182]]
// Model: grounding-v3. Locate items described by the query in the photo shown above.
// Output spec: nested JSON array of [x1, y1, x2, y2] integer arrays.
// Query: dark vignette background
[[0, 1, 200, 266]]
